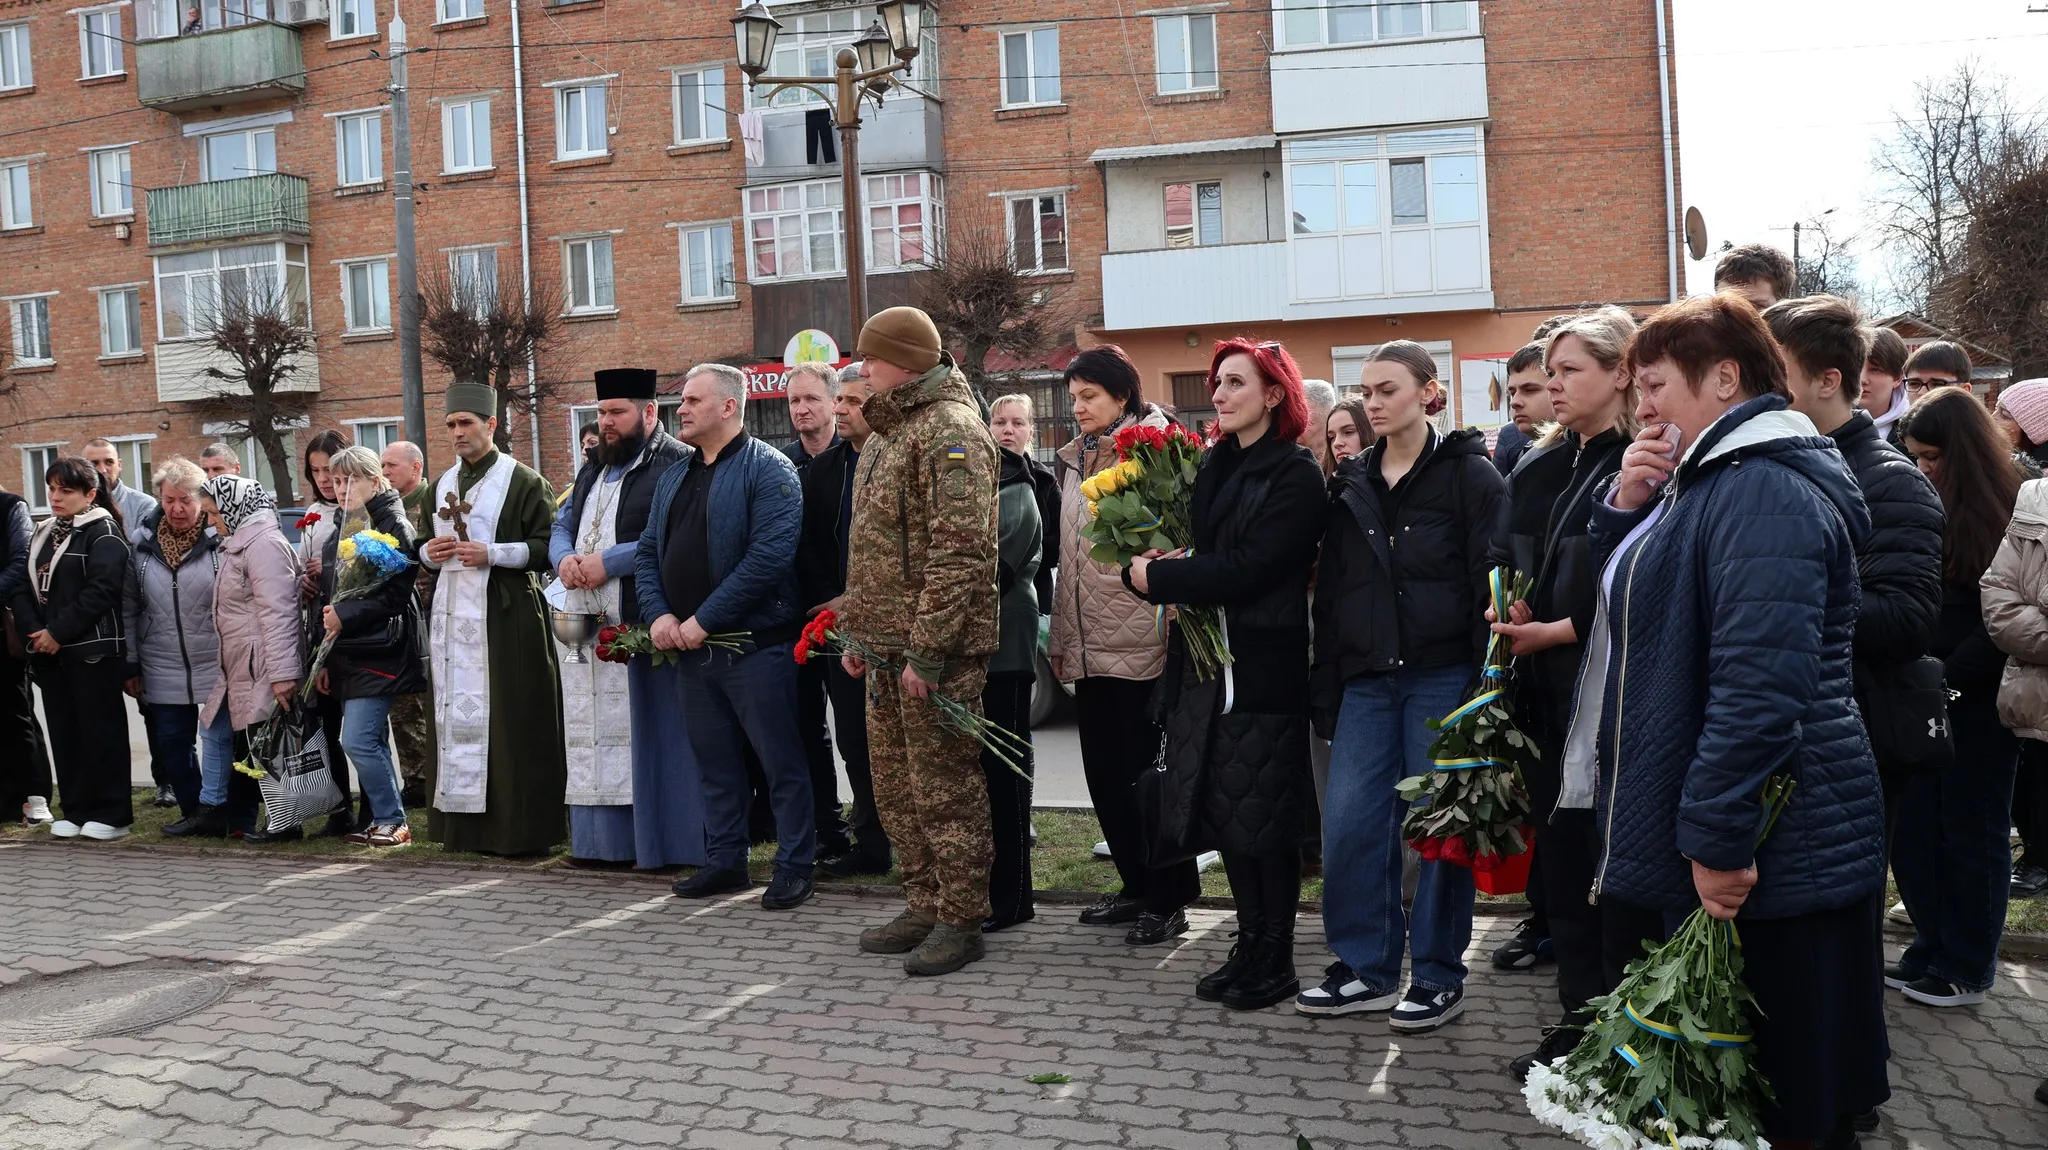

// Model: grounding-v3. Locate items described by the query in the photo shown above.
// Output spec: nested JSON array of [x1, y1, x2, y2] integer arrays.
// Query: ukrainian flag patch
[[945, 445, 967, 462]]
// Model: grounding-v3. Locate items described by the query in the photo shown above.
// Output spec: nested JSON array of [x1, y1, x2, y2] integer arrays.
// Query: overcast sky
[[1672, 0, 2048, 303]]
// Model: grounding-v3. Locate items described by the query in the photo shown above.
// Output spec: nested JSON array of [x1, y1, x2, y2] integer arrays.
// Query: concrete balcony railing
[[146, 173, 310, 248], [136, 24, 306, 112], [1100, 241, 1288, 331]]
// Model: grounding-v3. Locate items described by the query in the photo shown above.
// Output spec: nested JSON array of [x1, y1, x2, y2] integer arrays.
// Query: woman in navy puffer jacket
[[1567, 295, 1888, 1147]]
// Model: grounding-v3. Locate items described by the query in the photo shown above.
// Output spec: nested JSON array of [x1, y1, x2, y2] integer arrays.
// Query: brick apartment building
[[0, 0, 1680, 510]]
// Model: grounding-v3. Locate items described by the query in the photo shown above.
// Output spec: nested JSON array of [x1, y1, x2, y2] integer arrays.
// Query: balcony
[[136, 24, 306, 112], [746, 93, 942, 182], [157, 340, 320, 404], [1271, 34, 1486, 136], [1100, 242, 1287, 331], [146, 174, 309, 248]]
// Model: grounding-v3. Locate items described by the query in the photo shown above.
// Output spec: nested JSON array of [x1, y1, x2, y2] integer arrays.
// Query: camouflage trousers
[[389, 690, 436, 793], [866, 659, 993, 927]]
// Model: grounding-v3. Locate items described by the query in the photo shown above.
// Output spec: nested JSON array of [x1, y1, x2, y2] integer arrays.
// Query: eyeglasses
[[1904, 377, 1961, 389]]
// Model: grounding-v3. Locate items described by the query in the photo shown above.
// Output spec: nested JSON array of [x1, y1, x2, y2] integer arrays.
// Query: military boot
[[859, 909, 938, 954], [904, 922, 986, 976]]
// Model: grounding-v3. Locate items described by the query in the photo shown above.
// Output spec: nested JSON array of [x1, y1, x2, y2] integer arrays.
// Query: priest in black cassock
[[421, 382, 567, 855]]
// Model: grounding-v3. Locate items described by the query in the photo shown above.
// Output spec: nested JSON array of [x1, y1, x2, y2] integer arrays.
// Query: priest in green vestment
[[420, 382, 568, 855]]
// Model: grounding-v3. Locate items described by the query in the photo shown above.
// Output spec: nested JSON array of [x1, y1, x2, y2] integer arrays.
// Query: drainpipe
[[1653, 0, 1679, 301], [510, 0, 541, 465]]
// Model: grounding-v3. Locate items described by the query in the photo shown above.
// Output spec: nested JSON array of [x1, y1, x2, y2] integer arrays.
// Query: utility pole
[[389, 15, 428, 464]]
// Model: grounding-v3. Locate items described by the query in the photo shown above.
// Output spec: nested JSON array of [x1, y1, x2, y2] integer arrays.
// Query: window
[[79, 9, 123, 79], [449, 246, 499, 312], [204, 1, 272, 31], [1284, 128, 1487, 302], [744, 179, 843, 281], [136, 0, 180, 39], [1154, 15, 1217, 94], [1000, 27, 1059, 107], [555, 84, 608, 160], [109, 436, 154, 485], [155, 242, 311, 339], [563, 236, 614, 313], [341, 258, 392, 332], [0, 23, 31, 90], [8, 297, 52, 366], [21, 445, 61, 513], [337, 112, 384, 186], [438, 0, 483, 21], [678, 223, 735, 303], [333, 0, 372, 38], [442, 98, 492, 172], [866, 172, 942, 271], [88, 148, 132, 217], [750, 8, 861, 109], [98, 287, 142, 356], [1332, 341, 1454, 401], [1007, 194, 1068, 273], [202, 128, 278, 181], [1278, 0, 1471, 47], [349, 419, 401, 452], [671, 67, 726, 145], [1165, 181, 1223, 247], [0, 162, 29, 230]]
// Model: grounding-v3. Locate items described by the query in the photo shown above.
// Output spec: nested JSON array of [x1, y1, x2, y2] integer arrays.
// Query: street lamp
[[731, 2, 926, 343]]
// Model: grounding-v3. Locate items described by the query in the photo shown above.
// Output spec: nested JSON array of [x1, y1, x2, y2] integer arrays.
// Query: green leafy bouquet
[[1523, 775, 1797, 1150], [1396, 567, 1538, 872]]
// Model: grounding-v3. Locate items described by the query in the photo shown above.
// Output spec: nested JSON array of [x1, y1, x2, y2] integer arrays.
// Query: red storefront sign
[[741, 359, 854, 400]]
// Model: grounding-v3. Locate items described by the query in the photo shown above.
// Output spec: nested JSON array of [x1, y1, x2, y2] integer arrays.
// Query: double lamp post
[[730, 0, 930, 343]]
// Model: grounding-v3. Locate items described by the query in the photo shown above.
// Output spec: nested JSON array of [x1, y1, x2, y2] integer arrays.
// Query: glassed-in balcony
[[146, 174, 310, 248], [136, 24, 306, 112]]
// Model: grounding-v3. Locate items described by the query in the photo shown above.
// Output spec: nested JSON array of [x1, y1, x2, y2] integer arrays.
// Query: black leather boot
[[1221, 922, 1300, 1010], [1199, 853, 1265, 1001], [163, 804, 228, 838]]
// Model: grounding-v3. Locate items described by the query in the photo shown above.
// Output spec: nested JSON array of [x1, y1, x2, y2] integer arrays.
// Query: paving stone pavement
[[0, 843, 2043, 1150]]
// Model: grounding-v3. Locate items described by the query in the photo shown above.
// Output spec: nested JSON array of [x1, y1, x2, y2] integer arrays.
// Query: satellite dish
[[1684, 206, 1709, 263]]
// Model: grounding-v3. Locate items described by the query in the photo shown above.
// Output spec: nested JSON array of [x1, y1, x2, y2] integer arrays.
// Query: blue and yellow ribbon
[[1623, 1001, 1751, 1048], [1612, 1045, 1682, 1149], [1432, 756, 1504, 771]]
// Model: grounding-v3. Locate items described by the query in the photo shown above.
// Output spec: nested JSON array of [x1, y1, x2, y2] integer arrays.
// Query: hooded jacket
[[1982, 480, 2048, 739], [13, 507, 128, 663], [1048, 404, 1173, 683], [1582, 394, 1882, 919], [202, 511, 304, 730], [122, 507, 224, 706]]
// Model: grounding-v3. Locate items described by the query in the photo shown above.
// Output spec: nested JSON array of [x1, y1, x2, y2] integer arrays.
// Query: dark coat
[[0, 492, 31, 612], [1492, 421, 1531, 476], [635, 434, 804, 636], [1139, 433, 1326, 857], [1025, 454, 1060, 612], [1829, 412, 1943, 670], [1586, 395, 1883, 919], [564, 427, 688, 626], [1311, 427, 1506, 731], [12, 511, 128, 664], [318, 489, 427, 699], [794, 437, 857, 611]]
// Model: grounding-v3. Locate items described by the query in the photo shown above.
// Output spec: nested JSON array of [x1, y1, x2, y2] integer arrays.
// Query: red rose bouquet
[[1077, 422, 1230, 679], [594, 622, 751, 667]]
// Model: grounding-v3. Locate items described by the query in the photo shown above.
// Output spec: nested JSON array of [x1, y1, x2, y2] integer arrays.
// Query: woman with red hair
[[1126, 338, 1326, 1010]]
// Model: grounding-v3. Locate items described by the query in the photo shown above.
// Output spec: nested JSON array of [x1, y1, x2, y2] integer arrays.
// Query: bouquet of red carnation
[[1396, 567, 1539, 874], [294, 511, 322, 532], [797, 610, 1032, 777], [1077, 421, 1230, 679], [595, 622, 751, 667]]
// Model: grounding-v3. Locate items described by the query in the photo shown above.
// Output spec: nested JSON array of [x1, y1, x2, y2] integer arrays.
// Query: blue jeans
[[339, 695, 406, 827], [1893, 691, 2016, 992], [144, 703, 234, 815], [675, 642, 816, 874], [1322, 666, 1475, 994]]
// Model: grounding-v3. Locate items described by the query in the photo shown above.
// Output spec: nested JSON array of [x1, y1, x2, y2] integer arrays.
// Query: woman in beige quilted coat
[[1980, 473, 2048, 898], [1049, 345, 1201, 944]]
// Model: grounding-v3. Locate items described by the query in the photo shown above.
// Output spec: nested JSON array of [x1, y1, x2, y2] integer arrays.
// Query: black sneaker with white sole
[[1294, 961, 1400, 1017], [1900, 975, 1987, 1007], [1881, 961, 1919, 991], [1388, 983, 1465, 1032], [1490, 917, 1554, 970]]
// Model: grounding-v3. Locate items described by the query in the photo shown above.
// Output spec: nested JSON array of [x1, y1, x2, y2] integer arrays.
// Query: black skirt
[[1741, 892, 1892, 1140]]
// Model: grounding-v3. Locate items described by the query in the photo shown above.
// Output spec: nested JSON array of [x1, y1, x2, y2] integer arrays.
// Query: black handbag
[[1857, 655, 1955, 774], [1134, 664, 1213, 869]]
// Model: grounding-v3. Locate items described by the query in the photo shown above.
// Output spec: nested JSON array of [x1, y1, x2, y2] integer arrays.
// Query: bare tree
[[1793, 217, 1865, 300], [918, 199, 1082, 392], [419, 266, 564, 454], [189, 288, 316, 499], [1946, 162, 2048, 380]]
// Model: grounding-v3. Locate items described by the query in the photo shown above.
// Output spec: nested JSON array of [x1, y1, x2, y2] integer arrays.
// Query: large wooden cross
[[439, 490, 472, 542]]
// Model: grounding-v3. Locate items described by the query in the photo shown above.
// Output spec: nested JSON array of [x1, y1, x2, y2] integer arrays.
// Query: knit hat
[[444, 381, 497, 420], [857, 306, 942, 374], [2001, 379, 2048, 447]]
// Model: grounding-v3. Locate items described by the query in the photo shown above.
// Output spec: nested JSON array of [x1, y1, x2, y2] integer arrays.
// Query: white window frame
[[1005, 192, 1069, 274], [7, 294, 54, 367], [20, 445, 62, 514], [331, 0, 374, 39], [441, 97, 493, 173], [96, 284, 144, 358], [562, 235, 615, 314], [106, 434, 155, 486], [346, 418, 402, 452], [153, 241, 312, 341], [1283, 127, 1489, 304], [335, 111, 385, 187], [864, 172, 943, 272], [554, 82, 609, 161], [743, 178, 845, 283], [437, 0, 483, 23], [88, 146, 133, 218], [0, 22, 32, 91], [1164, 179, 1224, 248], [676, 221, 736, 304], [339, 257, 393, 334], [201, 1, 274, 33], [1276, 0, 1475, 49], [447, 245, 499, 313], [1153, 14, 1218, 94], [201, 127, 278, 181], [669, 66, 726, 146], [998, 26, 1060, 109], [135, 0, 182, 40], [78, 7, 124, 80], [0, 160, 31, 230]]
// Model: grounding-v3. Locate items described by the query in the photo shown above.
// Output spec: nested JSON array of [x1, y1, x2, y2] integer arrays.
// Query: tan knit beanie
[[857, 306, 943, 373]]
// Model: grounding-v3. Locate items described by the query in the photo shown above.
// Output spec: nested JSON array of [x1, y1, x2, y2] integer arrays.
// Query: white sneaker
[[1886, 900, 1913, 926], [48, 820, 82, 838], [1092, 840, 1113, 859], [21, 797, 53, 826], [79, 822, 130, 841]]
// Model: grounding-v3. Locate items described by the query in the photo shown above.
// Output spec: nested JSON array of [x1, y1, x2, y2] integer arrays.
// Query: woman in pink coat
[[198, 475, 304, 840]]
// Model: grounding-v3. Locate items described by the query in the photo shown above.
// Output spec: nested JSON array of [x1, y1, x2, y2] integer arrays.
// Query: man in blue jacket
[[637, 363, 816, 910]]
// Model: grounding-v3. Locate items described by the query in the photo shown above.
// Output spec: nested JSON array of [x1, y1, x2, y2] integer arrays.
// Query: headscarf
[[201, 474, 275, 535]]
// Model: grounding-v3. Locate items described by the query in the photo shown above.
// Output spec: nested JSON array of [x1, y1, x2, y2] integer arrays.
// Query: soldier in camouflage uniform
[[840, 306, 1001, 976]]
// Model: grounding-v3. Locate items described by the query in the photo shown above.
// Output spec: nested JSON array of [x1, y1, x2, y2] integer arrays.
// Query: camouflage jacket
[[844, 355, 1000, 677]]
